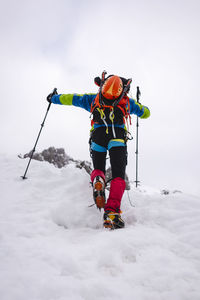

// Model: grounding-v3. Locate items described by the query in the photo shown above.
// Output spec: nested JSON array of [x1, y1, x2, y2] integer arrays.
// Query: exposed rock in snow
[[161, 189, 182, 195], [20, 147, 74, 168]]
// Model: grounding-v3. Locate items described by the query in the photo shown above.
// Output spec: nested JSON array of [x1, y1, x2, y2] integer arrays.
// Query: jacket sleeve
[[51, 93, 97, 113], [129, 98, 150, 119]]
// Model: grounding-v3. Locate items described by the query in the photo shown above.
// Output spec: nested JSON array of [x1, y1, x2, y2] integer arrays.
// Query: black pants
[[92, 147, 127, 179], [91, 127, 127, 179]]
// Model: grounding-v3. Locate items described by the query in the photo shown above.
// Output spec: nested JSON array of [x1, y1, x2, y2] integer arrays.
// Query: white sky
[[1, 0, 200, 195]]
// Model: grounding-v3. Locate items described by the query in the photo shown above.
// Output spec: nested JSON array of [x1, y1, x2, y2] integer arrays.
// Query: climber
[[47, 72, 150, 229]]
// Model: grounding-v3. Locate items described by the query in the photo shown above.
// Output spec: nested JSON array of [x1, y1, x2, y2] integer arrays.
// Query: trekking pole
[[135, 86, 141, 187], [21, 88, 57, 179]]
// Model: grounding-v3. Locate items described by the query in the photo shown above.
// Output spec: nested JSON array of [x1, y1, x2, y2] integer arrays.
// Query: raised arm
[[50, 93, 97, 113], [129, 98, 150, 119]]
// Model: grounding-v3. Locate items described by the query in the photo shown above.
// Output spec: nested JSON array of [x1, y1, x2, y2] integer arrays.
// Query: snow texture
[[0, 155, 200, 300]]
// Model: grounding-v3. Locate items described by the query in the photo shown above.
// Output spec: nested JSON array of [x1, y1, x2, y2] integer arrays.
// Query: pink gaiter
[[104, 177, 126, 213], [91, 169, 105, 183]]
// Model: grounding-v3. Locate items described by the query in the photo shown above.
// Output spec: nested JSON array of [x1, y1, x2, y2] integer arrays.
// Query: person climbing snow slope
[[47, 72, 150, 229]]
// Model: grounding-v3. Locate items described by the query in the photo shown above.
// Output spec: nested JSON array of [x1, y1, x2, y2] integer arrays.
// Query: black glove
[[46, 88, 57, 103], [47, 93, 54, 103]]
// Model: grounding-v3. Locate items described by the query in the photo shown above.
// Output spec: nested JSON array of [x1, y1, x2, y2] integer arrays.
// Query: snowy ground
[[0, 155, 200, 300]]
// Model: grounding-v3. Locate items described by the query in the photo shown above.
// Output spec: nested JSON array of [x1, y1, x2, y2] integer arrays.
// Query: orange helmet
[[101, 76, 123, 100]]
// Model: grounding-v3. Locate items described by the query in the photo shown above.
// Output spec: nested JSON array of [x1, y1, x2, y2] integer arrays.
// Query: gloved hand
[[47, 93, 54, 103], [46, 88, 57, 103]]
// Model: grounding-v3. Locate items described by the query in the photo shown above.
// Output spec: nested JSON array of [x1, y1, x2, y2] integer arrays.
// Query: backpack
[[90, 73, 132, 138]]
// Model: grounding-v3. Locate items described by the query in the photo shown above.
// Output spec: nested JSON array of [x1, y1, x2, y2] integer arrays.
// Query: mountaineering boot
[[91, 169, 106, 210], [93, 176, 106, 209], [103, 211, 125, 229]]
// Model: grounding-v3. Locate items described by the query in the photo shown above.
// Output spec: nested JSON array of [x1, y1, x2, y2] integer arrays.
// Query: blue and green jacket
[[51, 93, 150, 122], [51, 93, 150, 151]]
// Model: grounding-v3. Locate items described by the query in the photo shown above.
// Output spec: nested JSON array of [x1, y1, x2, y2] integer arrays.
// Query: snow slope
[[0, 155, 200, 300]]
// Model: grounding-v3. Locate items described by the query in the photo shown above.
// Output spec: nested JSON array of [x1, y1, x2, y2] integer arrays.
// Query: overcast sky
[[1, 0, 200, 195]]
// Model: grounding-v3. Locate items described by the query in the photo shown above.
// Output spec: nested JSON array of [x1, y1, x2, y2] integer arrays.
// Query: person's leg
[[110, 145, 127, 180], [90, 127, 109, 209], [103, 145, 127, 228], [90, 149, 107, 209], [90, 149, 107, 180], [104, 146, 127, 213]]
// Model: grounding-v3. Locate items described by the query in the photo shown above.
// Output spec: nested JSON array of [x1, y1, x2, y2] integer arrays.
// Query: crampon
[[103, 211, 125, 229], [93, 176, 106, 209]]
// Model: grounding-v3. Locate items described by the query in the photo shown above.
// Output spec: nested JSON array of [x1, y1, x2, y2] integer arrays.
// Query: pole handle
[[136, 86, 141, 103]]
